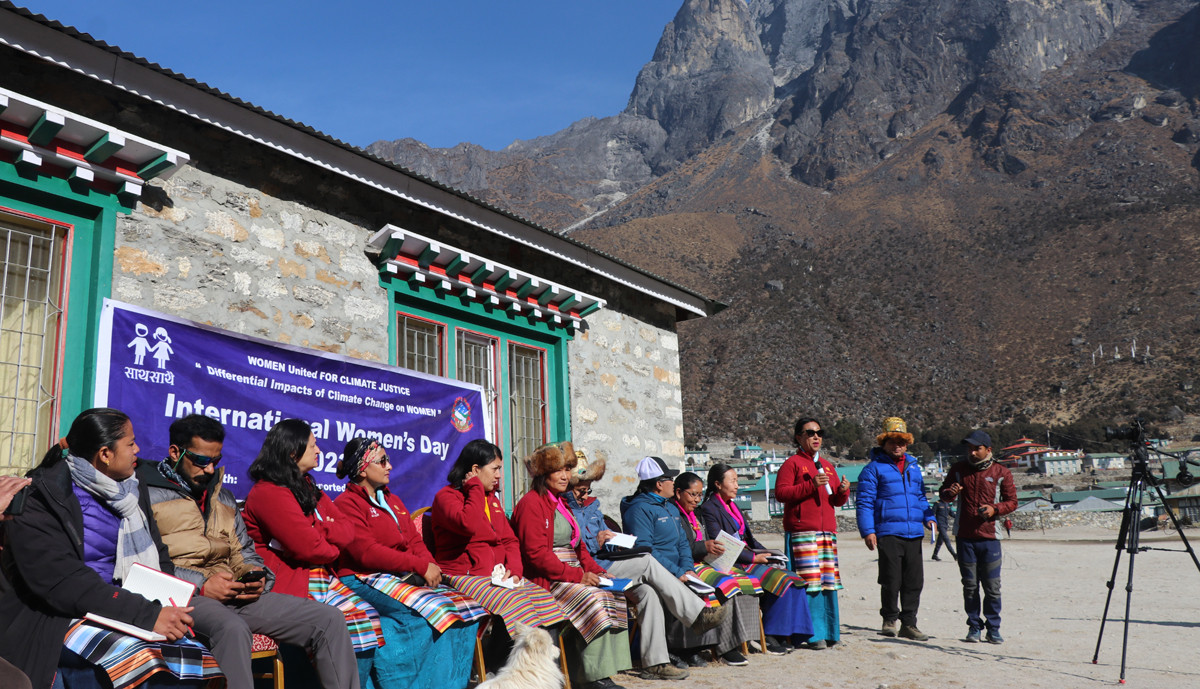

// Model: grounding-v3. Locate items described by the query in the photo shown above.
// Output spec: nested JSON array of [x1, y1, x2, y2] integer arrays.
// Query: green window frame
[[0, 167, 127, 472], [382, 279, 571, 508]]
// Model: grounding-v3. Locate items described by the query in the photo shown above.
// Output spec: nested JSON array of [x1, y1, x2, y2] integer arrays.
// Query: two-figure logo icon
[[128, 323, 173, 369]]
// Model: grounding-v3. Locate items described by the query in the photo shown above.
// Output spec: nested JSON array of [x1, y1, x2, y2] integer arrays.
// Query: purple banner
[[96, 300, 488, 508]]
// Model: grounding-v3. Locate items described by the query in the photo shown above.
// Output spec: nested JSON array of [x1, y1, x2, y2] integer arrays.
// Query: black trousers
[[877, 535, 925, 626]]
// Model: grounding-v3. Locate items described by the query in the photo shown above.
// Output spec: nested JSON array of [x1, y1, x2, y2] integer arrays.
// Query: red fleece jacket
[[242, 480, 353, 597], [333, 483, 434, 579]]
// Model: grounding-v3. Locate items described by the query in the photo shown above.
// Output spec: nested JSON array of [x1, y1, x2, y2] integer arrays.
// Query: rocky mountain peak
[[626, 0, 775, 166]]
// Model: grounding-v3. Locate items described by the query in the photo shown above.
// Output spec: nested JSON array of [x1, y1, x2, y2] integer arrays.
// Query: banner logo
[[451, 397, 473, 432]]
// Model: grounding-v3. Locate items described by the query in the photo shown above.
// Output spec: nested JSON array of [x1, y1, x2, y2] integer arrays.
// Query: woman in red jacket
[[333, 437, 483, 689], [242, 419, 382, 656], [511, 442, 631, 689], [430, 440, 565, 659], [774, 417, 851, 649]]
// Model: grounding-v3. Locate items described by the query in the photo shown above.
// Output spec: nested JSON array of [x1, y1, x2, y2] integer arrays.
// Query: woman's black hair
[[633, 477, 660, 495], [793, 417, 822, 447], [447, 439, 503, 489], [249, 418, 320, 514], [704, 462, 736, 502], [41, 407, 131, 467], [674, 471, 703, 494]]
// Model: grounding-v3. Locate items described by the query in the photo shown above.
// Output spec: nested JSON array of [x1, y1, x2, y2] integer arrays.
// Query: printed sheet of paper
[[606, 532, 637, 549], [703, 530, 746, 574]]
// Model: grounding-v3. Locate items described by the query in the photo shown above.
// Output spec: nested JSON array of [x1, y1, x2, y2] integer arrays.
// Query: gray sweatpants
[[603, 555, 706, 668], [190, 592, 360, 689]]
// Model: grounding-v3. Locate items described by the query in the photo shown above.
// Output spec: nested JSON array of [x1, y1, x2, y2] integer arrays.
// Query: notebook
[[84, 563, 195, 642]]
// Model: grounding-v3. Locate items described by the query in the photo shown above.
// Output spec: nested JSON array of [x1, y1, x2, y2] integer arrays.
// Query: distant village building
[[1084, 452, 1127, 471], [733, 444, 764, 460], [1036, 449, 1084, 476], [684, 449, 711, 470]]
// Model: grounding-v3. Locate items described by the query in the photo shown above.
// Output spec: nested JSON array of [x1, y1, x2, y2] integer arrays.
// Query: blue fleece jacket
[[620, 491, 693, 577], [856, 447, 935, 539]]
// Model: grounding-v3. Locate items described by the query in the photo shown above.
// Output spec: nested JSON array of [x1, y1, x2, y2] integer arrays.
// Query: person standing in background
[[932, 498, 957, 562]]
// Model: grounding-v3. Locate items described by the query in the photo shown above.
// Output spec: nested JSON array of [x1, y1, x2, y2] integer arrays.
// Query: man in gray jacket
[[138, 414, 359, 689]]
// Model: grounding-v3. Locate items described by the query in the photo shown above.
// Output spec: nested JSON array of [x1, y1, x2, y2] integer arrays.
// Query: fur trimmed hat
[[569, 449, 606, 485], [876, 416, 915, 446], [525, 441, 578, 478]]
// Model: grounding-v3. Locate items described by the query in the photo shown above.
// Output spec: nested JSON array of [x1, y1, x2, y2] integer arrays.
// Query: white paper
[[703, 530, 746, 574], [84, 564, 194, 642], [489, 563, 518, 589], [606, 532, 637, 548]]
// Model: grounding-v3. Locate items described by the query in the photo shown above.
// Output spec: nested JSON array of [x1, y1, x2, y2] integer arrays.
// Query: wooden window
[[456, 329, 499, 441]]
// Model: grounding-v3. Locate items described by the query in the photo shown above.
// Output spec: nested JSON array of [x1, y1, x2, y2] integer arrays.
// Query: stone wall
[[119, 167, 390, 360], [569, 309, 684, 517]]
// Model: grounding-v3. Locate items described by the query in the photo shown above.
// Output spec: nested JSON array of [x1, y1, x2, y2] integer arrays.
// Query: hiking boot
[[806, 639, 828, 650], [880, 619, 899, 637], [898, 624, 929, 641], [964, 628, 981, 643], [667, 653, 688, 669], [720, 649, 748, 666], [690, 604, 730, 635], [639, 663, 689, 681], [986, 629, 1004, 644]]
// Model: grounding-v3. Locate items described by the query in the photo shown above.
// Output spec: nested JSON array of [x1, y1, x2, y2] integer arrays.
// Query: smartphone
[[2, 486, 28, 517], [237, 570, 267, 583]]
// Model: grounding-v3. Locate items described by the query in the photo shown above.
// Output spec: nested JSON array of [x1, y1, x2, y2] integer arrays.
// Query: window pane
[[0, 219, 63, 474], [397, 315, 443, 376], [508, 344, 545, 497], [456, 331, 497, 439]]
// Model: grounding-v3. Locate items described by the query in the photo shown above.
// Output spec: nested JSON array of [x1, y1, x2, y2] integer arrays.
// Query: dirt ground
[[616, 526, 1200, 689]]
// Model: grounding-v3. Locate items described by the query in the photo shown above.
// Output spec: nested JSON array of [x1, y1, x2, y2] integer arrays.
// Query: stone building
[[0, 5, 718, 512]]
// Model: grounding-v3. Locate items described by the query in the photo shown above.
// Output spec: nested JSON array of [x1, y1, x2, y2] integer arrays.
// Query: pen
[[168, 597, 194, 638]]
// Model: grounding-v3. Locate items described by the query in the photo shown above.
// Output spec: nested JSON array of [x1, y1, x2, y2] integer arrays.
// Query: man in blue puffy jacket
[[856, 417, 936, 642]]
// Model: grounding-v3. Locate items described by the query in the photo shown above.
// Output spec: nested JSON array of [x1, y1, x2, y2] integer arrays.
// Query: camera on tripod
[[1104, 418, 1145, 443]]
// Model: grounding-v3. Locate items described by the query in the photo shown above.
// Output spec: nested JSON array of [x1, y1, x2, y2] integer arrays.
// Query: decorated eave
[[369, 224, 605, 332], [0, 86, 189, 203]]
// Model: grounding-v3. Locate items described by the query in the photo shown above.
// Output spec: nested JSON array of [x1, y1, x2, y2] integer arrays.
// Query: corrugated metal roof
[[0, 1, 724, 318]]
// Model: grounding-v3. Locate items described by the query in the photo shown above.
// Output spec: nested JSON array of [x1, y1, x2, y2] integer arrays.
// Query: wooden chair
[[249, 633, 284, 689]]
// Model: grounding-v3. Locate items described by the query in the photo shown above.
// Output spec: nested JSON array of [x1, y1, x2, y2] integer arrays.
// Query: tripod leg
[[1093, 479, 1139, 664], [1148, 480, 1200, 574], [1118, 497, 1141, 683]]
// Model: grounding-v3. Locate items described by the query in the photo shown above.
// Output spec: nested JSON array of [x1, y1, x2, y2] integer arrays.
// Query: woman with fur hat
[[511, 442, 633, 689]]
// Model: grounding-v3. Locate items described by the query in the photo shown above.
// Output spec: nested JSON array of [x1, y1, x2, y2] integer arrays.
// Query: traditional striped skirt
[[691, 563, 763, 601], [741, 562, 806, 597], [445, 574, 567, 636], [786, 531, 843, 592], [63, 620, 223, 689], [308, 567, 385, 652], [356, 572, 488, 634], [549, 547, 628, 643]]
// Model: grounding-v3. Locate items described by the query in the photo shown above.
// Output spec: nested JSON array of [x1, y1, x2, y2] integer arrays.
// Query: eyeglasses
[[367, 454, 391, 468], [682, 490, 703, 500], [802, 429, 825, 438], [181, 448, 222, 469]]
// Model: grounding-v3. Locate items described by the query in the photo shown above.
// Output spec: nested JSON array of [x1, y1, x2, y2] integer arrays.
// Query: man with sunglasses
[[137, 414, 359, 689]]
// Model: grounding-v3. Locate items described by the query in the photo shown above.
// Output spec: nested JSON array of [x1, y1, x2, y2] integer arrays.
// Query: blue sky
[[18, 1, 683, 150]]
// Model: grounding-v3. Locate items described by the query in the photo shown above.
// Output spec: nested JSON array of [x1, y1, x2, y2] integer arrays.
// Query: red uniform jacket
[[774, 451, 850, 533], [333, 483, 433, 579], [431, 478, 522, 578], [937, 461, 1018, 540], [510, 489, 604, 590], [242, 479, 353, 597]]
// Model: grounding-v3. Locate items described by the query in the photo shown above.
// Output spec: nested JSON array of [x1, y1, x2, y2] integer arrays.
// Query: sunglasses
[[181, 448, 222, 469], [802, 429, 825, 438], [367, 453, 391, 467]]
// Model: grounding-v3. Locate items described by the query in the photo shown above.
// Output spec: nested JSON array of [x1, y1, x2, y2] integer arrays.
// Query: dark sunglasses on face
[[182, 448, 222, 468], [802, 429, 825, 438]]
